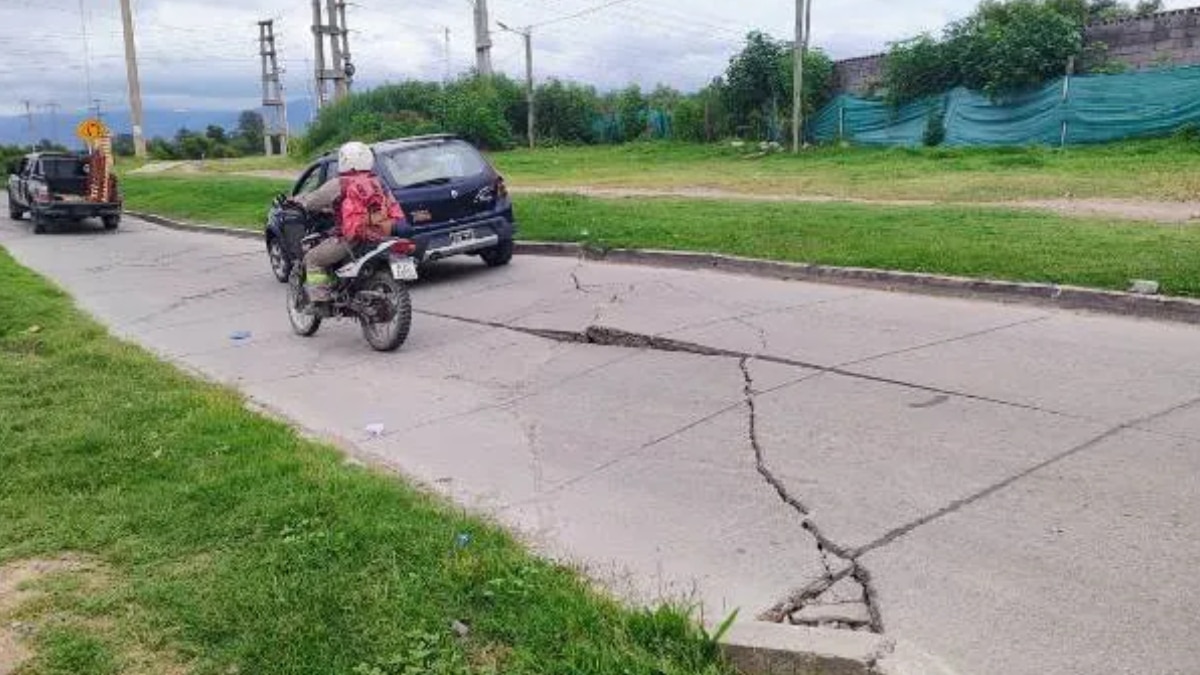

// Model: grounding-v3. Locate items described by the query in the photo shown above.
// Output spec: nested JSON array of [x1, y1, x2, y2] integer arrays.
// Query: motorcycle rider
[[292, 141, 405, 303]]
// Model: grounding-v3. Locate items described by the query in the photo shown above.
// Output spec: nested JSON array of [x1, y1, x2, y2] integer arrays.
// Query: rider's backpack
[[339, 173, 404, 242]]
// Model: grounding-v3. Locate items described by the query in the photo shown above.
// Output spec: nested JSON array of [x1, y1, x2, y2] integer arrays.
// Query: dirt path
[[514, 186, 1200, 224]]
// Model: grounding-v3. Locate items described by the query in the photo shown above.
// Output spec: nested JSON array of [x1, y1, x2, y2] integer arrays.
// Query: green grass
[[122, 174, 291, 228], [120, 173, 1200, 297], [489, 139, 1200, 201], [518, 194, 1200, 296], [0, 249, 730, 675]]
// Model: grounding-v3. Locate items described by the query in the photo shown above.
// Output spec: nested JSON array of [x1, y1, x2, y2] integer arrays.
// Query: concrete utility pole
[[792, 0, 812, 153], [259, 20, 288, 156], [473, 0, 493, 77], [498, 22, 535, 148], [444, 27, 452, 83], [311, 0, 351, 107], [336, 0, 354, 95], [118, 0, 147, 157], [45, 103, 61, 147], [22, 100, 35, 151]]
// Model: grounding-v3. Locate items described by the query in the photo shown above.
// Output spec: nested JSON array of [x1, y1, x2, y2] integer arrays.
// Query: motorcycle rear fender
[[335, 240, 397, 279]]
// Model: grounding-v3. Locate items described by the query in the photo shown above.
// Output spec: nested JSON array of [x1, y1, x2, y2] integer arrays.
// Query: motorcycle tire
[[360, 270, 412, 352], [287, 270, 322, 337]]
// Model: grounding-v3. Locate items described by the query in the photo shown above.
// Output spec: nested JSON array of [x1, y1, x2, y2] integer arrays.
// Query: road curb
[[126, 212, 1200, 325], [515, 241, 1200, 325], [127, 211, 262, 241]]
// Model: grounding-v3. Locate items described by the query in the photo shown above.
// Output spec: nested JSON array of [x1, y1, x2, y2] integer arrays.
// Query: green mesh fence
[[811, 65, 1200, 147]]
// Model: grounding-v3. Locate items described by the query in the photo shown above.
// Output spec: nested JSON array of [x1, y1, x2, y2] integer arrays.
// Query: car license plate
[[450, 229, 476, 245], [390, 258, 418, 281]]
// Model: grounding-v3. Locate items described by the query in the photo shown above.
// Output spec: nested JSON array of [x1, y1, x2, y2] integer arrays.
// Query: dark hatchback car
[[264, 134, 516, 282]]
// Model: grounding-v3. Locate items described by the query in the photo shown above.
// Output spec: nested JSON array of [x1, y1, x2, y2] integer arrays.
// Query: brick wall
[[829, 6, 1200, 93]]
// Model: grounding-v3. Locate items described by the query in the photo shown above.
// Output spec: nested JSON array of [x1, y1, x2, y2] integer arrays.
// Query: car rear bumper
[[35, 202, 121, 219], [409, 216, 516, 262]]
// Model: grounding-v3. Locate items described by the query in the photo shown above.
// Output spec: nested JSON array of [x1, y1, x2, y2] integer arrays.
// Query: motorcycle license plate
[[390, 258, 418, 281]]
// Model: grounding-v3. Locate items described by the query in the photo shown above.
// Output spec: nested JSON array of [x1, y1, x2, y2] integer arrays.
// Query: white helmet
[[337, 141, 374, 174]]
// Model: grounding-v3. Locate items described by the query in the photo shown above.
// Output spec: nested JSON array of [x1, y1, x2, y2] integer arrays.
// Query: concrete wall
[[829, 6, 1200, 93], [1086, 7, 1200, 69], [831, 54, 886, 95]]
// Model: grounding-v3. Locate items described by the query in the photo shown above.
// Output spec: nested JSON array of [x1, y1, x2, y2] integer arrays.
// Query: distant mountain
[[0, 101, 315, 147]]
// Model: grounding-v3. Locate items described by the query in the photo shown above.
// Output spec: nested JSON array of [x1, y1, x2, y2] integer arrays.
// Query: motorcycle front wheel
[[287, 269, 322, 337], [360, 270, 412, 352]]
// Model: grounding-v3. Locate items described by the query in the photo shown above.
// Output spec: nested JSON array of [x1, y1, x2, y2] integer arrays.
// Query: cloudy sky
[[2, 0, 1196, 118]]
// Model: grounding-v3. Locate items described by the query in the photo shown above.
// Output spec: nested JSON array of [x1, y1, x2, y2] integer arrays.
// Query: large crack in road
[[418, 305, 1200, 637]]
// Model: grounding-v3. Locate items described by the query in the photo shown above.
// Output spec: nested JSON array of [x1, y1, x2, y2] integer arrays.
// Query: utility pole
[[498, 22, 535, 148], [336, 1, 354, 95], [473, 0, 493, 77], [444, 27, 452, 83], [259, 20, 288, 156], [22, 101, 35, 151], [45, 103, 61, 147], [792, 0, 813, 153], [312, 0, 350, 107], [118, 0, 147, 157]]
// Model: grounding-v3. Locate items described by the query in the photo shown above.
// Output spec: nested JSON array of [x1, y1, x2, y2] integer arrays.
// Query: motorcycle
[[281, 200, 418, 352]]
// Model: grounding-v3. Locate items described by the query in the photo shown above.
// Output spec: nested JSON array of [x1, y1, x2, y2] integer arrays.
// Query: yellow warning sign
[[75, 118, 109, 143]]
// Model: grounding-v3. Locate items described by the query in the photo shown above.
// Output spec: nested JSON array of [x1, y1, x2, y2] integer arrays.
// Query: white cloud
[[3, 0, 1197, 117]]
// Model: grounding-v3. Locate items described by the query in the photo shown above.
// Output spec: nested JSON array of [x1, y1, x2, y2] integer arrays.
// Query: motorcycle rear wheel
[[287, 270, 322, 337], [360, 270, 412, 352]]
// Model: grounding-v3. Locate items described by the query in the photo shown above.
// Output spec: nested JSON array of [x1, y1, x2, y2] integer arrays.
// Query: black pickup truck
[[7, 152, 122, 233]]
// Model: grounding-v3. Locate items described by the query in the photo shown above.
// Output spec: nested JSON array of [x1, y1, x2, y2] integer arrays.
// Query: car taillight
[[390, 239, 416, 255], [496, 176, 508, 201]]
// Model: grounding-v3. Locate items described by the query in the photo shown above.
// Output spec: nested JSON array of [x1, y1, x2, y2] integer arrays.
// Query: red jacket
[[338, 172, 405, 242]]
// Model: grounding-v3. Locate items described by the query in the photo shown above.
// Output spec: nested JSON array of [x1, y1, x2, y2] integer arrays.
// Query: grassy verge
[[489, 140, 1200, 202], [121, 173, 1200, 297], [0, 249, 729, 675]]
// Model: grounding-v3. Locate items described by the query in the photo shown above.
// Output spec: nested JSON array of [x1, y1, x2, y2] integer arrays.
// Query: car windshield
[[377, 141, 488, 189]]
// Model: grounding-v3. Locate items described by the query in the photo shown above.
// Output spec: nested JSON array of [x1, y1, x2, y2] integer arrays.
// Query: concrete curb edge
[[127, 211, 262, 241], [515, 241, 1200, 325], [127, 211, 1200, 325]]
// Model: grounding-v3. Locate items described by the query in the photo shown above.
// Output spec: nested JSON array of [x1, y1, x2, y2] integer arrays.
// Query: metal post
[[118, 0, 147, 157], [22, 100, 34, 151], [524, 29, 534, 148], [1060, 56, 1074, 148]]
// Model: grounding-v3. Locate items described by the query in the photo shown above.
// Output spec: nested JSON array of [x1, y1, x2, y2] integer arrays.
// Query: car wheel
[[267, 235, 292, 283], [32, 210, 47, 234], [102, 215, 120, 231], [480, 238, 514, 267], [8, 199, 22, 220]]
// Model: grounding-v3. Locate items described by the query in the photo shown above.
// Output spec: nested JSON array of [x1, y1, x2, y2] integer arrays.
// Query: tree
[[113, 133, 135, 157], [234, 110, 264, 154], [205, 125, 228, 144], [722, 31, 833, 140]]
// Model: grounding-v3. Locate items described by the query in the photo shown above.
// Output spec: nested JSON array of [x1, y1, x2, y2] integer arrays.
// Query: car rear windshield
[[42, 157, 86, 179], [377, 141, 488, 189]]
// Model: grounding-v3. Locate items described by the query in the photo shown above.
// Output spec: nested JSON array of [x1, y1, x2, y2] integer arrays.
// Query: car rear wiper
[[401, 177, 454, 189]]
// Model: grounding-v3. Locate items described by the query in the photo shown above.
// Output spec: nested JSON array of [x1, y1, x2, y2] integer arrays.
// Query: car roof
[[318, 134, 462, 162]]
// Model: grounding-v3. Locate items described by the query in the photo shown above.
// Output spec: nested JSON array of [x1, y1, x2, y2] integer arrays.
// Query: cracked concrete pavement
[[3, 206, 1200, 675]]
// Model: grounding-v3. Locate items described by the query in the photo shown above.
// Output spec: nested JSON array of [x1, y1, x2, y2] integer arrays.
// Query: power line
[[531, 0, 638, 29]]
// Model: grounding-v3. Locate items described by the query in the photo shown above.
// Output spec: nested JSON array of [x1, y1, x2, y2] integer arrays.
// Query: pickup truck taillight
[[32, 186, 50, 203]]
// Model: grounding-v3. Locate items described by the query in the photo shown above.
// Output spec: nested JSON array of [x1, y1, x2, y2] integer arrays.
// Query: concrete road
[[2, 207, 1199, 675]]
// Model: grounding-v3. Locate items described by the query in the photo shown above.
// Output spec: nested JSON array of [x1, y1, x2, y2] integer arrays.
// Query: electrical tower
[[311, 0, 353, 108], [259, 20, 289, 156], [473, 0, 493, 76]]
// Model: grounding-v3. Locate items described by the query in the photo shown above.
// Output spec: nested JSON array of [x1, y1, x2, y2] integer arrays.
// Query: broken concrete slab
[[719, 622, 892, 675]]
